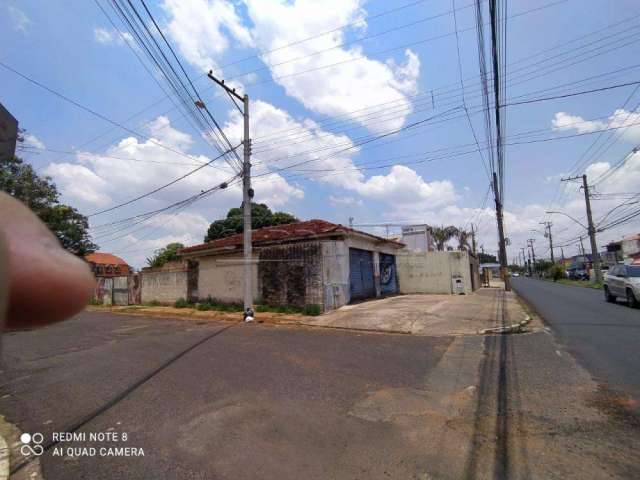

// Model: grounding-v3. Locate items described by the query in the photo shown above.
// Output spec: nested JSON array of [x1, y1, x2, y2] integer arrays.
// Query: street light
[[545, 211, 588, 230]]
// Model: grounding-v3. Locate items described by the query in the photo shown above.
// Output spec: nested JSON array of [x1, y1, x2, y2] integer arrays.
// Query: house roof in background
[[85, 252, 130, 266], [621, 233, 640, 242], [180, 219, 404, 255]]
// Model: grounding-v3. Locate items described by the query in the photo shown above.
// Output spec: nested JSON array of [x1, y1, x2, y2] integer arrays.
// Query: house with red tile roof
[[85, 252, 132, 277], [179, 219, 404, 311]]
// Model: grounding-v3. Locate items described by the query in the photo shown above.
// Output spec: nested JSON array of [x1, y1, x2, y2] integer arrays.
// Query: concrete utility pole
[[520, 247, 526, 268], [242, 93, 253, 315], [561, 174, 602, 283], [493, 173, 511, 291], [208, 72, 254, 318], [471, 223, 477, 255], [527, 238, 537, 276], [540, 221, 555, 263]]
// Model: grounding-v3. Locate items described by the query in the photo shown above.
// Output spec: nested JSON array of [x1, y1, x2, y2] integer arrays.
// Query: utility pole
[[561, 174, 602, 283], [471, 223, 477, 255], [561, 247, 565, 264], [579, 235, 586, 258], [520, 247, 526, 269], [208, 72, 254, 319], [540, 221, 555, 263], [527, 238, 537, 276], [527, 248, 532, 276], [493, 173, 510, 291], [349, 217, 354, 228]]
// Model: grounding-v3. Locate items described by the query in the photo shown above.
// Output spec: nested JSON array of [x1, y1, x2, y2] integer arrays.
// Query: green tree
[[428, 225, 459, 251], [146, 242, 185, 268], [550, 264, 565, 282], [205, 203, 298, 242], [1, 156, 98, 255], [478, 252, 498, 264], [456, 228, 471, 251]]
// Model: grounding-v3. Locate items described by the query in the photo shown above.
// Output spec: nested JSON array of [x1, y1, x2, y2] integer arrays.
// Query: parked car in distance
[[511, 272, 520, 277], [569, 268, 589, 281], [604, 264, 640, 308]]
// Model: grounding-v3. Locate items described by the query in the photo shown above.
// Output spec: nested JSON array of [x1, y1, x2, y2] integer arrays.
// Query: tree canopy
[[146, 242, 185, 268], [205, 203, 298, 242], [478, 252, 498, 264], [0, 156, 98, 255]]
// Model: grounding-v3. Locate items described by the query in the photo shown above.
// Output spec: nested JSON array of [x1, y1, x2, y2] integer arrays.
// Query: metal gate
[[379, 253, 398, 295], [349, 248, 375, 301]]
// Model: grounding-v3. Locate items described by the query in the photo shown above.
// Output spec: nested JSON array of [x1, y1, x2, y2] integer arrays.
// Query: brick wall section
[[258, 242, 323, 309]]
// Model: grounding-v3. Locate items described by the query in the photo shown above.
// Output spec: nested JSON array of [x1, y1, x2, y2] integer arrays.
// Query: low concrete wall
[[396, 250, 474, 294], [140, 269, 188, 304], [197, 253, 259, 304]]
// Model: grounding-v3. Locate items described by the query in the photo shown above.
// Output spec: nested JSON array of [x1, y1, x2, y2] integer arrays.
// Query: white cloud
[[161, 0, 253, 72], [44, 163, 112, 206], [94, 27, 134, 46], [244, 0, 420, 133], [552, 109, 640, 140], [355, 165, 457, 211], [23, 133, 45, 150], [329, 195, 362, 206], [7, 5, 31, 33], [223, 99, 363, 190]]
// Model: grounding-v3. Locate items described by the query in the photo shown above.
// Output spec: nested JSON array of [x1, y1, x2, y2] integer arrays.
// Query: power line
[[0, 60, 231, 170], [88, 147, 240, 217]]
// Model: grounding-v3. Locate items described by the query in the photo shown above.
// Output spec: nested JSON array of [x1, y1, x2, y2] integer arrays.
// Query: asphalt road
[[512, 277, 640, 406], [0, 311, 452, 480]]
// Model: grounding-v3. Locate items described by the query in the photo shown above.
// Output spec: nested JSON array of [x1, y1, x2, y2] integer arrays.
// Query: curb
[[480, 314, 531, 335], [297, 322, 412, 335]]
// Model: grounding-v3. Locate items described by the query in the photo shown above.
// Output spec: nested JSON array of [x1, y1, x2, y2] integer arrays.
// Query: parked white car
[[603, 264, 640, 308]]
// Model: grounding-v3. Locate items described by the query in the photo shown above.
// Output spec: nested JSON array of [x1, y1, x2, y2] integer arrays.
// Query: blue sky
[[2, 0, 640, 267]]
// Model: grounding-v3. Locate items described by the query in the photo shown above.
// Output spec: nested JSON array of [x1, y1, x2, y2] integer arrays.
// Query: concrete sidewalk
[[302, 288, 540, 335]]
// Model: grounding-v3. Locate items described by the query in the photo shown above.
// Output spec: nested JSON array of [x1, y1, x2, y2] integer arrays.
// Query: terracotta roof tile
[[85, 252, 130, 266], [180, 219, 403, 255]]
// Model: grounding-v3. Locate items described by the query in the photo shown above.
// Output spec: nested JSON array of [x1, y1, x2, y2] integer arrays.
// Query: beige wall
[[396, 250, 473, 295], [141, 270, 188, 304], [197, 253, 259, 304], [321, 241, 349, 310]]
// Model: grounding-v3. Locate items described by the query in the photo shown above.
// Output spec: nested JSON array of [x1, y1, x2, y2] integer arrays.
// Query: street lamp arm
[[545, 211, 587, 230]]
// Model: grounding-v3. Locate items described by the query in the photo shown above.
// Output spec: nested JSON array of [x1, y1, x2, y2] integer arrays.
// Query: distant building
[[85, 252, 132, 277], [0, 102, 18, 161], [401, 225, 435, 252], [480, 263, 501, 276], [605, 233, 640, 264]]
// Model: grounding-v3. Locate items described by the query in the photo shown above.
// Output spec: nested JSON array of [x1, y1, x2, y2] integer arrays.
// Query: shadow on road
[[463, 290, 531, 479]]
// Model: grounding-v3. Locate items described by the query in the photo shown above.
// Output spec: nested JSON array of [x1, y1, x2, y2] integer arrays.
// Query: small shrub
[[88, 297, 102, 306], [550, 264, 565, 282], [196, 302, 212, 311], [303, 304, 322, 316], [174, 298, 190, 308]]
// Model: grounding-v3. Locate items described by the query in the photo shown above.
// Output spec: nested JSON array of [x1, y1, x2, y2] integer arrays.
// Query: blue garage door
[[349, 248, 375, 301], [379, 253, 398, 295]]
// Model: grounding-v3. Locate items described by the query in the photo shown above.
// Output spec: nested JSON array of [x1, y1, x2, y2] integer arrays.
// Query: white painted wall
[[396, 250, 473, 294], [197, 253, 259, 304]]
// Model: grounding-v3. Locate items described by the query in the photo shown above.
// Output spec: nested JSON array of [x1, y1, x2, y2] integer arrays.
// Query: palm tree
[[456, 228, 471, 251], [428, 225, 459, 251]]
